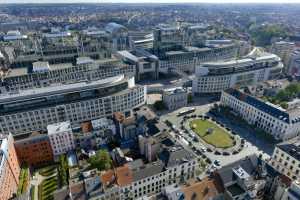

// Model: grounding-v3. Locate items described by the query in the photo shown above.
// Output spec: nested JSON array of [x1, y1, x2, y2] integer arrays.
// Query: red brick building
[[14, 133, 54, 167], [0, 134, 21, 200]]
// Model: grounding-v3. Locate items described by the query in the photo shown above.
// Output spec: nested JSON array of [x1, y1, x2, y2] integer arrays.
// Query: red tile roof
[[115, 164, 133, 187]]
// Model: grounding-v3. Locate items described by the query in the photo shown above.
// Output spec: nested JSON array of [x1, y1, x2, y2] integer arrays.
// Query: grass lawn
[[190, 119, 234, 148]]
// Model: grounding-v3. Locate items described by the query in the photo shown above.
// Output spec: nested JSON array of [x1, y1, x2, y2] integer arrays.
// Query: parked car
[[214, 160, 221, 166], [232, 150, 238, 155], [201, 147, 207, 152]]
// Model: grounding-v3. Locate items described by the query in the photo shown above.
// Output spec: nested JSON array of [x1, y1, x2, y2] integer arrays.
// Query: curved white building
[[192, 50, 283, 94], [0, 75, 146, 135]]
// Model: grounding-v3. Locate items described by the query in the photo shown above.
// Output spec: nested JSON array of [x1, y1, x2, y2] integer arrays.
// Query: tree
[[58, 155, 69, 186], [88, 149, 112, 171], [249, 24, 287, 46], [280, 102, 288, 109], [187, 93, 193, 103], [153, 100, 166, 110]]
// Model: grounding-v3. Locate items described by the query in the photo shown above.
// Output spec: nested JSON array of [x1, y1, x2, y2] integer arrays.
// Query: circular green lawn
[[189, 119, 234, 148]]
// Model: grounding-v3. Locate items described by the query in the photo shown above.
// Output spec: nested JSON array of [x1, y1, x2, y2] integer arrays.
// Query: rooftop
[[115, 164, 133, 187], [277, 137, 300, 161], [216, 154, 261, 185], [163, 87, 186, 95], [105, 22, 127, 34], [0, 74, 126, 103], [14, 132, 48, 143], [181, 178, 222, 200], [47, 121, 72, 135], [100, 169, 115, 188], [202, 51, 279, 67], [131, 161, 164, 182], [224, 88, 290, 123], [159, 146, 195, 168], [226, 183, 246, 197]]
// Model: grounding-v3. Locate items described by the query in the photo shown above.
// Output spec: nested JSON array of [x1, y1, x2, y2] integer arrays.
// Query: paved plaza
[[159, 102, 273, 167]]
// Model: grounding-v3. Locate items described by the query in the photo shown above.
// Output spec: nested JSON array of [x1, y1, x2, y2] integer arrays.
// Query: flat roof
[[226, 183, 245, 197], [163, 87, 186, 95], [203, 53, 279, 67], [5, 67, 28, 78], [49, 63, 74, 71], [47, 121, 72, 135], [0, 75, 126, 103]]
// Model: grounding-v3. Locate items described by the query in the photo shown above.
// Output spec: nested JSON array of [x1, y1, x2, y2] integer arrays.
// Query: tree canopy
[[250, 24, 287, 46], [88, 149, 112, 171], [264, 83, 300, 109]]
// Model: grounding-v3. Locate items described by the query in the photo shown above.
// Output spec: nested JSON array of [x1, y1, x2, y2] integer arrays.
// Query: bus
[[177, 107, 196, 116]]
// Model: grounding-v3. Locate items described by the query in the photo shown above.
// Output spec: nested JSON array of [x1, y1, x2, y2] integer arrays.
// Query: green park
[[189, 119, 234, 148]]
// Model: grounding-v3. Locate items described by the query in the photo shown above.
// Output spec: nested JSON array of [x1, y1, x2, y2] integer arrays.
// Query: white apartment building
[[193, 50, 283, 94], [270, 137, 300, 182], [90, 146, 198, 200], [162, 87, 188, 110], [220, 89, 300, 140], [0, 75, 146, 135], [47, 121, 75, 156]]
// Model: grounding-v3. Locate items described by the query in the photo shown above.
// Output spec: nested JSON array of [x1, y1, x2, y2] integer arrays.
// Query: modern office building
[[153, 23, 208, 55], [0, 75, 146, 135], [287, 50, 300, 77], [271, 41, 295, 69], [0, 58, 135, 93], [270, 137, 300, 181], [153, 24, 239, 74], [158, 43, 238, 74], [105, 22, 133, 52], [220, 88, 300, 140], [193, 50, 283, 94], [14, 133, 54, 167], [116, 48, 159, 80], [0, 22, 133, 70], [47, 121, 75, 156], [162, 87, 188, 110], [0, 134, 20, 200]]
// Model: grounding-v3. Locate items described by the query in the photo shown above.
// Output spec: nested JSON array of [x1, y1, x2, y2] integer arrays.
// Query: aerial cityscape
[[1, 1, 300, 200]]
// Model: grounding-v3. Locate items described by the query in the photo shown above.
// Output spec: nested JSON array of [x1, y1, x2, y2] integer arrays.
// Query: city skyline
[[1, 2, 300, 200]]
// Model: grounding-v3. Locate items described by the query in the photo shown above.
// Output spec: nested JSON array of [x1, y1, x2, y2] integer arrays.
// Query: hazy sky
[[2, 0, 300, 3]]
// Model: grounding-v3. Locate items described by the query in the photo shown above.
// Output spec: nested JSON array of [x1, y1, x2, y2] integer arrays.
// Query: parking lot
[[160, 103, 272, 168]]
